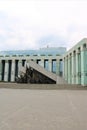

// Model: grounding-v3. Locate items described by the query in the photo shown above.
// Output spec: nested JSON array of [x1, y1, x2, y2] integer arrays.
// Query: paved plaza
[[0, 88, 87, 130]]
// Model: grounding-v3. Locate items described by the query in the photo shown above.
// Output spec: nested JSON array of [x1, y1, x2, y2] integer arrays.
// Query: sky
[[0, 0, 87, 51]]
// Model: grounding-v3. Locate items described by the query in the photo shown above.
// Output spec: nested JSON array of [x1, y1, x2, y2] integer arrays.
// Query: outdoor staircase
[[26, 60, 67, 84]]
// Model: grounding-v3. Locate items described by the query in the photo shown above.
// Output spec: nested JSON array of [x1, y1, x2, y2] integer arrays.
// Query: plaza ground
[[0, 84, 87, 130]]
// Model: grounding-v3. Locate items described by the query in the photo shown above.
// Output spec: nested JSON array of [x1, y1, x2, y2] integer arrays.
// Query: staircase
[[26, 60, 67, 84]]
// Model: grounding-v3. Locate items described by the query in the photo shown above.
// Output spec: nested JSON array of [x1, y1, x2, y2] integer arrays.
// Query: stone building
[[63, 38, 87, 86], [0, 38, 87, 86], [0, 47, 65, 84]]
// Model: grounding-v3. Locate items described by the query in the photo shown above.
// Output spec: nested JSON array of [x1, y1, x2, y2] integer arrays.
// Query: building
[[63, 38, 87, 86], [0, 47, 66, 84], [0, 38, 87, 86]]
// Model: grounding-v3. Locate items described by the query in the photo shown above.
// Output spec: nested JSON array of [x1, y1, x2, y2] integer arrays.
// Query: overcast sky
[[0, 0, 87, 51]]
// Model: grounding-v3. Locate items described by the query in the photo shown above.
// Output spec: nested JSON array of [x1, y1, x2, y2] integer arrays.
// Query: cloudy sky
[[0, 0, 87, 51]]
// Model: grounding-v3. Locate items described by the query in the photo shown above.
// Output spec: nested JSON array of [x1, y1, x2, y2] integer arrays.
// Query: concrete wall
[[0, 55, 62, 82]]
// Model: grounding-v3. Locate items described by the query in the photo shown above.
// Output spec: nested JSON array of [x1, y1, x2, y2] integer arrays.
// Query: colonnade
[[63, 42, 87, 86], [0, 38, 87, 85], [0, 56, 62, 82]]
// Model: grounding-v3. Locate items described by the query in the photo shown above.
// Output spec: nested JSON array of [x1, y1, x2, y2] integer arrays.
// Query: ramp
[[26, 60, 67, 84]]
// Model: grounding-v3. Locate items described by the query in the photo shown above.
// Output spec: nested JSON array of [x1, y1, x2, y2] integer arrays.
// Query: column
[[26, 59, 30, 68], [39, 59, 44, 67], [71, 52, 74, 84], [74, 51, 76, 84], [62, 58, 65, 78], [78, 49, 81, 84], [81, 44, 87, 86], [68, 55, 70, 84], [33, 59, 37, 63], [48, 59, 52, 72], [56, 59, 60, 75], [24, 59, 30, 68], [0, 60, 2, 81], [4, 60, 9, 81], [66, 56, 68, 81], [11, 60, 15, 82], [76, 49, 80, 84], [70, 54, 72, 83], [65, 57, 67, 81], [18, 60, 22, 76]]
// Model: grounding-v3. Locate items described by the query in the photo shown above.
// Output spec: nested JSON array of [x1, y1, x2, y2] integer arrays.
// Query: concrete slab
[[0, 89, 87, 130]]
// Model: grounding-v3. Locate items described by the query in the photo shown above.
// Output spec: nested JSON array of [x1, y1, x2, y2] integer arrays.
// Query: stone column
[[18, 60, 22, 76], [70, 54, 72, 83], [74, 51, 76, 84], [48, 59, 52, 72], [11, 60, 15, 82], [39, 59, 44, 67], [56, 59, 60, 75], [81, 44, 87, 86], [68, 55, 71, 84], [62, 58, 65, 78], [66, 56, 68, 81], [0, 60, 2, 81], [33, 59, 37, 63], [26, 59, 30, 68], [71, 52, 74, 84], [76, 49, 80, 84], [4, 60, 9, 81], [65, 57, 67, 81], [78, 50, 81, 84]]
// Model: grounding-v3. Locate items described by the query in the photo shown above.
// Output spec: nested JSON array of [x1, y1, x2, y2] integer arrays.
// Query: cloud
[[0, 0, 87, 50]]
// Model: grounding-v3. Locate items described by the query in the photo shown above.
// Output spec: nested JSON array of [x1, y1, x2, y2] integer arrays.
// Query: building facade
[[63, 38, 87, 86], [0, 55, 62, 82], [0, 38, 87, 86]]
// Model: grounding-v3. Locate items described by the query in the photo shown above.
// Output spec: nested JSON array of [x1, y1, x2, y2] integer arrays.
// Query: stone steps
[[0, 83, 87, 90], [28, 60, 57, 81], [27, 60, 67, 84]]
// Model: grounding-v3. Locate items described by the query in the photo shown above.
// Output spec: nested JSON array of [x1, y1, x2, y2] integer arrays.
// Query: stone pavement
[[0, 88, 87, 130]]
